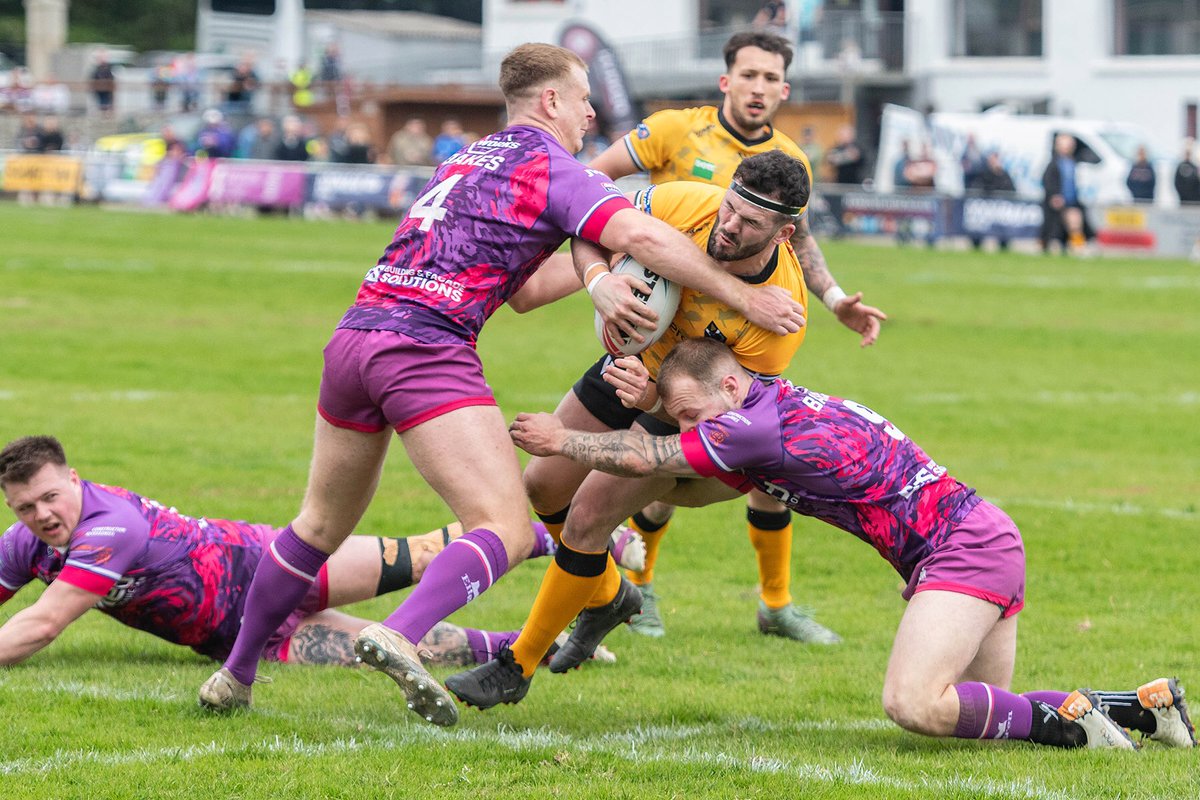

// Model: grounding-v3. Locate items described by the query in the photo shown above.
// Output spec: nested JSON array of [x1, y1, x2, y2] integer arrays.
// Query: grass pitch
[[1, 204, 1198, 799]]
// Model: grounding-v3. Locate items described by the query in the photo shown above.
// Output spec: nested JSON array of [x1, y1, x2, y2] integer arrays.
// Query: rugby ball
[[593, 255, 681, 356]]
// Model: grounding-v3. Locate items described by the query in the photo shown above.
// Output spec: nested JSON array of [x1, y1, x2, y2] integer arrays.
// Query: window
[[952, 0, 1043, 57], [1114, 0, 1200, 55], [210, 0, 277, 14]]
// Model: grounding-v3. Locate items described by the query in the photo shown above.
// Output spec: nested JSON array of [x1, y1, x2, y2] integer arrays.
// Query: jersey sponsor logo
[[84, 526, 125, 538], [899, 459, 948, 499], [695, 124, 716, 137], [692, 158, 716, 180], [462, 573, 481, 601], [702, 321, 727, 343], [635, 123, 650, 139], [760, 479, 793, 505], [801, 390, 829, 413], [721, 411, 751, 427], [707, 421, 728, 444], [97, 574, 142, 609], [363, 264, 466, 302]]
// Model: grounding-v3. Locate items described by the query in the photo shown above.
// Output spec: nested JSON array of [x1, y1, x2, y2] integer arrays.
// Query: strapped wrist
[[822, 286, 848, 313]]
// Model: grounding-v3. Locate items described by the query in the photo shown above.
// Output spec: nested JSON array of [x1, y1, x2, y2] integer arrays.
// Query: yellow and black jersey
[[623, 106, 812, 217], [632, 181, 808, 382]]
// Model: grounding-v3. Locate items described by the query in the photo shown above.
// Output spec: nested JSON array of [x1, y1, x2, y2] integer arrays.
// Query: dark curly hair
[[0, 435, 68, 487], [723, 31, 793, 71], [733, 149, 811, 219]]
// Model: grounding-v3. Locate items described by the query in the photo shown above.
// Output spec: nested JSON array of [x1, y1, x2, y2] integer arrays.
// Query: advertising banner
[[2, 154, 84, 194], [207, 161, 307, 208]]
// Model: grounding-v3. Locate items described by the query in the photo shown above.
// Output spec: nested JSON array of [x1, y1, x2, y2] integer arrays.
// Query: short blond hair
[[499, 43, 586, 101]]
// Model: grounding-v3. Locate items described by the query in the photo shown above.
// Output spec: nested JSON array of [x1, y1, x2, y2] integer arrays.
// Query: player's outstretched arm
[[599, 207, 805, 335], [507, 252, 583, 313], [587, 139, 639, 181], [790, 215, 887, 347], [0, 580, 100, 665], [509, 412, 697, 479]]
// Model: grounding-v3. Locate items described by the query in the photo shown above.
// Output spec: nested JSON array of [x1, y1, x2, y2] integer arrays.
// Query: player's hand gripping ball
[[594, 255, 681, 356]]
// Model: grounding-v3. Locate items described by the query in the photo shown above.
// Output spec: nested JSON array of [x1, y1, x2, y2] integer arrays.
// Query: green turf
[[2, 204, 1198, 799]]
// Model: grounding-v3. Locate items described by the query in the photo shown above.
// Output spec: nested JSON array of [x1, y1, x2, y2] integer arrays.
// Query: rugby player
[[199, 43, 804, 725], [449, 339, 1195, 752]]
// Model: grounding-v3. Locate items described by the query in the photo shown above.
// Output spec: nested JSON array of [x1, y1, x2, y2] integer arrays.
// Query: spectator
[[31, 73, 69, 115], [193, 109, 236, 159], [903, 143, 937, 190], [90, 52, 116, 116], [967, 151, 1017, 251], [577, 118, 609, 162], [432, 118, 466, 163], [386, 118, 433, 167], [1174, 140, 1200, 204], [8, 66, 34, 112], [960, 133, 986, 189], [15, 114, 41, 152], [797, 126, 824, 181], [243, 118, 279, 160], [151, 64, 172, 111], [289, 63, 314, 108], [175, 53, 200, 113], [1126, 145, 1156, 203], [160, 124, 184, 156], [225, 55, 260, 113], [327, 117, 353, 162], [319, 43, 342, 83], [274, 115, 310, 161], [37, 116, 65, 152], [340, 123, 375, 164], [1041, 133, 1093, 254], [893, 140, 913, 188], [753, 0, 789, 36], [825, 124, 864, 185]]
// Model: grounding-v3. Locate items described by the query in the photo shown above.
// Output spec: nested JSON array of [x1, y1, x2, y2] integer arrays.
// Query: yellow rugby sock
[[509, 544, 606, 677], [584, 555, 621, 609], [534, 506, 568, 545], [748, 508, 793, 609], [625, 511, 672, 586]]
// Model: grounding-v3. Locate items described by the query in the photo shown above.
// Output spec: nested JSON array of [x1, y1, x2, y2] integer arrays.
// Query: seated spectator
[[37, 116, 65, 152], [193, 109, 236, 159], [1126, 145, 1156, 203], [386, 118, 433, 167], [432, 119, 466, 163], [274, 115, 310, 161]]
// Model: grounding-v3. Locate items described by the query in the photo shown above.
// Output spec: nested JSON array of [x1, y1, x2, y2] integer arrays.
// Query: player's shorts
[[318, 328, 497, 434], [263, 562, 330, 663], [572, 354, 679, 435], [902, 500, 1025, 618]]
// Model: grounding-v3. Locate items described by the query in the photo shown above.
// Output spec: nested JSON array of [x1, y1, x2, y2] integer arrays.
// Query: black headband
[[730, 180, 803, 217]]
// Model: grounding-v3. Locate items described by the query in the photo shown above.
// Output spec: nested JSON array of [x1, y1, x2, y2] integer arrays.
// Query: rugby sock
[[464, 628, 523, 664], [224, 525, 330, 685], [625, 511, 671, 585], [529, 522, 557, 558], [509, 544, 607, 677], [376, 536, 414, 593], [747, 508, 793, 609], [584, 555, 621, 609], [1026, 694, 1088, 747], [535, 506, 569, 545], [383, 528, 508, 645], [953, 682, 1033, 740]]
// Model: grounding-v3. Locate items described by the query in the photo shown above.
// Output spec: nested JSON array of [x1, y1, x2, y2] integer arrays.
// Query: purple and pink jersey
[[338, 125, 632, 346], [681, 380, 983, 581], [0, 481, 322, 660]]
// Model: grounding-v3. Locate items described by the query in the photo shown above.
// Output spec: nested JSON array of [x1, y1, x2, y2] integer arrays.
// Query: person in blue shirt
[[1040, 133, 1093, 254]]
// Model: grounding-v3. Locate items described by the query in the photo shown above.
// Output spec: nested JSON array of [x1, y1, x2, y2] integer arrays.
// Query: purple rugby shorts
[[317, 328, 497, 434], [902, 500, 1026, 617]]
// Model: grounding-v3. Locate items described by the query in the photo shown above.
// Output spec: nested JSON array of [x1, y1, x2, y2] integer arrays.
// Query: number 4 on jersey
[[408, 174, 463, 231]]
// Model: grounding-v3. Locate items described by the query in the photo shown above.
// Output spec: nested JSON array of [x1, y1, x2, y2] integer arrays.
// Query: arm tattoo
[[420, 621, 475, 668], [559, 430, 694, 477], [790, 215, 837, 299], [287, 623, 357, 666]]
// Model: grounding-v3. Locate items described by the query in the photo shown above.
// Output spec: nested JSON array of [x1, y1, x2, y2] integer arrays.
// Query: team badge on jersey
[[692, 159, 716, 180], [635, 123, 650, 139]]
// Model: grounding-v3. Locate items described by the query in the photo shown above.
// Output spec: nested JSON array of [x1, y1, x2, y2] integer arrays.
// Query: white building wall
[[484, 0, 695, 56], [906, 0, 1200, 156]]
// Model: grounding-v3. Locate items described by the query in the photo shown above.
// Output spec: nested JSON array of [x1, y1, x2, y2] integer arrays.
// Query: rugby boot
[[756, 601, 842, 645], [627, 581, 665, 638], [355, 622, 458, 727], [1138, 677, 1196, 748], [445, 646, 532, 710], [610, 524, 646, 572], [1058, 690, 1139, 750], [548, 576, 643, 673], [198, 667, 252, 712]]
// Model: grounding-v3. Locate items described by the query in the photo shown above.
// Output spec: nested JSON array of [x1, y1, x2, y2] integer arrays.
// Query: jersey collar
[[717, 107, 774, 147]]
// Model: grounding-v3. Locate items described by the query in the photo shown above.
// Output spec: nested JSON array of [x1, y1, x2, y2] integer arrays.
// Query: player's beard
[[707, 227, 775, 262], [727, 100, 776, 137]]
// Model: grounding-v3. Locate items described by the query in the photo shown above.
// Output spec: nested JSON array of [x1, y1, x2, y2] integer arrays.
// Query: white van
[[874, 104, 1170, 206]]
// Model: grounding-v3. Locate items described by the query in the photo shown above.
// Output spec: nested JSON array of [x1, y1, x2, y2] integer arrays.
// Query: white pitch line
[[997, 496, 1198, 522], [909, 390, 1200, 407], [0, 723, 1070, 799]]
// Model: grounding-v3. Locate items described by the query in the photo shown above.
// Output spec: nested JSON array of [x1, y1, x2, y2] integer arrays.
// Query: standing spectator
[[967, 151, 1017, 251], [319, 43, 342, 83], [903, 143, 937, 190], [797, 125, 824, 181], [37, 116, 65, 152], [31, 74, 70, 115], [1041, 133, 1093, 254], [225, 55, 260, 113], [193, 109, 236, 159], [151, 64, 172, 111], [289, 63, 314, 109], [753, 0, 789, 36], [90, 51, 116, 116], [431, 118, 466, 163], [175, 53, 200, 113], [960, 133, 986, 189], [1174, 139, 1200, 204], [386, 118, 433, 166], [1125, 145, 1156, 203], [825, 123, 864, 185], [274, 114, 310, 161], [340, 123, 375, 164], [15, 114, 41, 152], [327, 117, 352, 162], [243, 118, 279, 160]]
